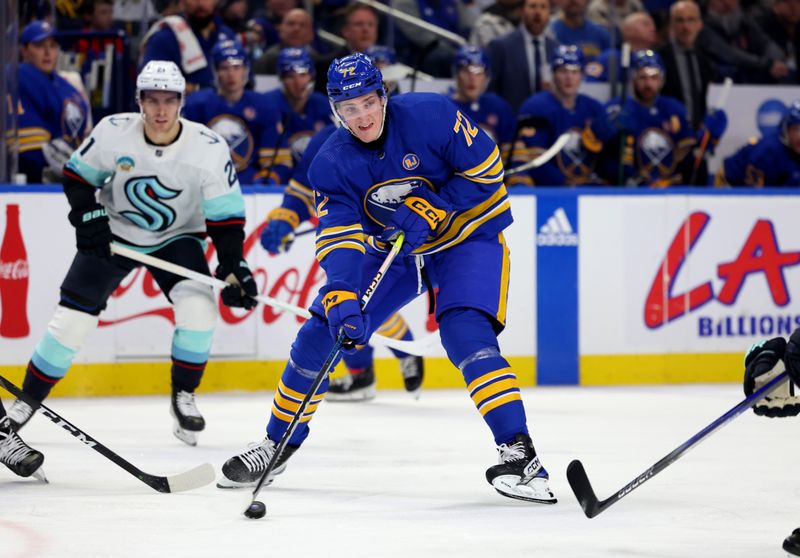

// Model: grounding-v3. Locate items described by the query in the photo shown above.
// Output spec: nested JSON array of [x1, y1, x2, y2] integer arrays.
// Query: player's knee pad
[[32, 305, 99, 378], [438, 307, 501, 370], [171, 280, 216, 331]]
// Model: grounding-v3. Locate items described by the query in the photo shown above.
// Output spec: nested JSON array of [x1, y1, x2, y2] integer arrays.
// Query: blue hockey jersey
[[307, 93, 511, 290], [450, 92, 516, 162], [279, 124, 337, 224], [515, 91, 606, 186], [13, 63, 90, 183], [716, 134, 800, 187], [183, 89, 286, 185]]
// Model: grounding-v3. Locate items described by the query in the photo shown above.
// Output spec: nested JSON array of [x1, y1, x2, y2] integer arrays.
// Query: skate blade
[[326, 386, 376, 402], [216, 477, 274, 489], [173, 425, 199, 447], [491, 475, 557, 504], [32, 467, 48, 483]]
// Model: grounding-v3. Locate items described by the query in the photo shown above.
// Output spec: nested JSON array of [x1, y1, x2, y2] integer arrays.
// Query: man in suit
[[488, 0, 559, 111], [658, 0, 713, 130]]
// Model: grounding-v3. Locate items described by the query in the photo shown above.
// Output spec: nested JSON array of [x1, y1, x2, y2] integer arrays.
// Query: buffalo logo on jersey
[[116, 156, 135, 171], [402, 153, 420, 170], [638, 129, 677, 182], [209, 115, 254, 172], [61, 98, 87, 142], [121, 176, 181, 232], [364, 177, 436, 226], [556, 129, 597, 184]]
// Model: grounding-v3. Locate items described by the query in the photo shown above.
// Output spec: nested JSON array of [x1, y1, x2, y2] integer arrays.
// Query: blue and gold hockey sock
[[266, 359, 329, 447]]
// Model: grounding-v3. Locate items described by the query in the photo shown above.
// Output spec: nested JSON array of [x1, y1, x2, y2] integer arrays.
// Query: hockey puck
[[244, 501, 266, 519]]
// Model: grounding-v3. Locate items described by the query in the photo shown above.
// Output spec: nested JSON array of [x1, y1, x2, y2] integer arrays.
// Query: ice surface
[[2, 385, 797, 558]]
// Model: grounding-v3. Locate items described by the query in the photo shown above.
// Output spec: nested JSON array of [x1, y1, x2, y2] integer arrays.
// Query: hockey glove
[[260, 208, 300, 255], [321, 284, 368, 352], [42, 138, 73, 182], [783, 328, 800, 387], [379, 189, 449, 256], [68, 203, 113, 259], [215, 259, 258, 310], [743, 336, 800, 417]]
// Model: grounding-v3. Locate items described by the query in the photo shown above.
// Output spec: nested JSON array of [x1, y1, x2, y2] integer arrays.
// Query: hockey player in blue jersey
[[261, 47, 333, 178], [220, 53, 557, 504], [590, 49, 727, 187], [14, 21, 91, 184], [715, 100, 800, 187], [449, 46, 516, 165], [183, 40, 287, 185], [260, 123, 425, 401], [6, 61, 258, 448], [514, 45, 606, 186]]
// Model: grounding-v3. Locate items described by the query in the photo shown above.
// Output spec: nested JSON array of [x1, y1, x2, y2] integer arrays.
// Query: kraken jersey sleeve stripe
[[201, 191, 246, 221]]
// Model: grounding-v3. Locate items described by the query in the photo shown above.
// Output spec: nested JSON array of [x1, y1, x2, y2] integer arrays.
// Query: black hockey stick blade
[[0, 374, 215, 493], [566, 460, 602, 518]]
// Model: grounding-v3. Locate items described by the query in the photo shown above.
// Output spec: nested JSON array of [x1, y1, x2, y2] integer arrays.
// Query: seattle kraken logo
[[121, 176, 180, 231]]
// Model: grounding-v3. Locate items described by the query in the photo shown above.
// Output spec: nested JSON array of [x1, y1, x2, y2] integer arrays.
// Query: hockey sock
[[376, 313, 414, 359], [266, 360, 328, 447], [170, 327, 212, 393], [342, 345, 374, 371], [22, 362, 60, 402], [171, 358, 206, 393], [440, 308, 528, 445]]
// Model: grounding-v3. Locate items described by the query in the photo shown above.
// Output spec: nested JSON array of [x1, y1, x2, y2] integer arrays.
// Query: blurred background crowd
[[5, 0, 800, 187]]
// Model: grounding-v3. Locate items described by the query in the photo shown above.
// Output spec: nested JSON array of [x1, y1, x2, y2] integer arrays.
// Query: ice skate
[[785, 528, 800, 556], [217, 437, 297, 488], [7, 398, 37, 432], [486, 433, 557, 504], [170, 389, 205, 446], [327, 365, 376, 402], [0, 416, 46, 481], [399, 355, 424, 398]]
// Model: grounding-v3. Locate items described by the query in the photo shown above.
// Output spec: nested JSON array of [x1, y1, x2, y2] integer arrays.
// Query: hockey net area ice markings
[[537, 207, 578, 247]]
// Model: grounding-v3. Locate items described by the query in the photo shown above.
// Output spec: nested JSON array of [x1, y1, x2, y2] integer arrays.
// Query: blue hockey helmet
[[551, 44, 584, 71], [212, 39, 248, 67], [278, 47, 315, 77], [326, 52, 385, 103], [630, 49, 664, 76], [366, 45, 397, 66], [452, 45, 490, 75], [781, 99, 800, 142]]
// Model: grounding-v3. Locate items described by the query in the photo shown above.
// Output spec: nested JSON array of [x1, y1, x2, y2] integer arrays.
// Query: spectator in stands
[[549, 0, 611, 61], [315, 4, 380, 90], [249, 0, 299, 54], [514, 45, 607, 186], [469, 0, 524, 49], [753, 0, 800, 83], [218, 0, 264, 57], [252, 8, 318, 74], [12, 21, 92, 184], [585, 11, 657, 82], [701, 0, 789, 83], [183, 40, 287, 184], [449, 46, 516, 162], [659, 1, 714, 130], [586, 0, 644, 34], [393, 0, 462, 77], [716, 100, 800, 186], [488, 0, 558, 111], [261, 47, 332, 176], [140, 0, 238, 91]]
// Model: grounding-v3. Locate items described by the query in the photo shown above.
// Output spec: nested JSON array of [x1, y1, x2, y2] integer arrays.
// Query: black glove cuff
[[208, 223, 244, 266]]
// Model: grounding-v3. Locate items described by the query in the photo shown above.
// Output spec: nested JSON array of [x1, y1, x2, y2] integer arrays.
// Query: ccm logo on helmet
[[342, 81, 363, 91]]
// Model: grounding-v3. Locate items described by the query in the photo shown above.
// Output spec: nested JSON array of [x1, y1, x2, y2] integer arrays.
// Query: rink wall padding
[[0, 185, 797, 396]]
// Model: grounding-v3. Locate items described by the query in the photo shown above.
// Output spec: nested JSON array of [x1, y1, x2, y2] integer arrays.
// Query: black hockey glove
[[68, 203, 113, 259], [215, 258, 258, 310], [743, 336, 800, 418], [783, 327, 800, 387]]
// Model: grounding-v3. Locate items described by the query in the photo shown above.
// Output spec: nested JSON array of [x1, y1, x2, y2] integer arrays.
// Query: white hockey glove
[[42, 138, 74, 181], [743, 336, 800, 418]]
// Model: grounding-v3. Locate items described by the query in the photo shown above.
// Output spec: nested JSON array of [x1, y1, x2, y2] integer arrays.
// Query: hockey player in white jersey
[[6, 61, 257, 447]]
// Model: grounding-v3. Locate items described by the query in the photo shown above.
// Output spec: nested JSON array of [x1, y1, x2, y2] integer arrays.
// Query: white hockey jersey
[[65, 113, 244, 250]]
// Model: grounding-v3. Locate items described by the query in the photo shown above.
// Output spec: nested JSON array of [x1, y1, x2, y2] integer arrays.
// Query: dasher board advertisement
[[579, 192, 800, 385]]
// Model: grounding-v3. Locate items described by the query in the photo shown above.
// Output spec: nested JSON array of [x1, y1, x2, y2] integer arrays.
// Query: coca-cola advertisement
[[0, 204, 30, 338]]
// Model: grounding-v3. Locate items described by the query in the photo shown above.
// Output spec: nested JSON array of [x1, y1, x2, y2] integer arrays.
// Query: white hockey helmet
[[136, 60, 186, 104]]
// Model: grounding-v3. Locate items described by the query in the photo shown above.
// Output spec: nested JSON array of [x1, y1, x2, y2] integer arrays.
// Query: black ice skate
[[170, 389, 205, 446], [217, 437, 297, 488], [486, 433, 557, 504], [0, 416, 46, 481], [785, 528, 800, 556], [7, 398, 37, 432], [327, 365, 376, 402], [399, 355, 424, 397]]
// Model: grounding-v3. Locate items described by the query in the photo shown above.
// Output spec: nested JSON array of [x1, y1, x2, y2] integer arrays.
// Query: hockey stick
[[566, 371, 790, 518], [0, 374, 215, 493], [688, 77, 733, 185], [244, 233, 406, 518], [505, 132, 570, 176], [110, 243, 438, 356]]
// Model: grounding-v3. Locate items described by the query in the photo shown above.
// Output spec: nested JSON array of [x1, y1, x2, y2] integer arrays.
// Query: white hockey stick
[[110, 243, 439, 356], [505, 132, 571, 176]]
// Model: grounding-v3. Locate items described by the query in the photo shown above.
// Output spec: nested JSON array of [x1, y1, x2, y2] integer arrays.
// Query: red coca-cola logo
[[0, 259, 29, 280]]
